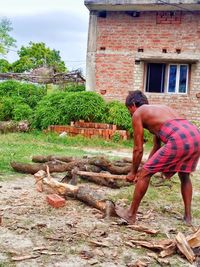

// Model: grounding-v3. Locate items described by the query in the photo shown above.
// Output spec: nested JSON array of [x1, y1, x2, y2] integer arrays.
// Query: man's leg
[[178, 172, 192, 224], [116, 169, 152, 224]]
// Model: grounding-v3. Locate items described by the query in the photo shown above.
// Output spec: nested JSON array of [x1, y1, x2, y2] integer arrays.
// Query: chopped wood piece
[[133, 259, 148, 267], [129, 238, 175, 252], [40, 251, 62, 255], [89, 240, 109, 247], [127, 224, 159, 235], [175, 232, 195, 263], [159, 243, 177, 258], [186, 228, 200, 248], [11, 255, 40, 261]]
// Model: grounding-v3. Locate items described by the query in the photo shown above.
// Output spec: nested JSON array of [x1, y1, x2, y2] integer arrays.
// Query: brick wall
[[48, 121, 129, 140], [93, 11, 200, 120]]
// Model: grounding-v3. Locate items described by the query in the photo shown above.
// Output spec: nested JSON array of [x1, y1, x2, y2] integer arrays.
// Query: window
[[145, 63, 189, 94]]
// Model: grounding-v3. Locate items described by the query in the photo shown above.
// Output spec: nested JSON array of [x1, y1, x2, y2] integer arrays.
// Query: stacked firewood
[[11, 155, 134, 188], [10, 155, 200, 264]]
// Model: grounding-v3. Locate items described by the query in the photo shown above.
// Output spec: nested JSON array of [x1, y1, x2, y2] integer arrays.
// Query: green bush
[[13, 103, 33, 121], [0, 80, 46, 108], [61, 91, 106, 122], [105, 101, 132, 134], [33, 92, 67, 129], [33, 91, 106, 129], [0, 96, 24, 121], [63, 83, 85, 92]]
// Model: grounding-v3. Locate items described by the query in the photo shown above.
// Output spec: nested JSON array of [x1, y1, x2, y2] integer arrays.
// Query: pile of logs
[[10, 155, 200, 264], [11, 155, 133, 188], [11, 155, 135, 218]]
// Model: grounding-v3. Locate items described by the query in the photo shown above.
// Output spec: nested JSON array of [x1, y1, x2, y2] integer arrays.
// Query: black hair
[[125, 90, 149, 107]]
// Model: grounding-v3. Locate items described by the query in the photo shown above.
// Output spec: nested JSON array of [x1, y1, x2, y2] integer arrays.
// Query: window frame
[[166, 63, 189, 94], [144, 62, 189, 94]]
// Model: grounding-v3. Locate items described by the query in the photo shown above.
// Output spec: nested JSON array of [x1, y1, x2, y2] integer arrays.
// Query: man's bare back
[[133, 104, 182, 135]]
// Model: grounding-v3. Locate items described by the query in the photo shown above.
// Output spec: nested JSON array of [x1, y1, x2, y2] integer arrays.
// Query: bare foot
[[183, 215, 192, 226], [115, 206, 136, 224]]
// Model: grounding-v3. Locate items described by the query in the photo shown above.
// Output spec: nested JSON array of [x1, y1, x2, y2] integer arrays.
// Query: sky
[[0, 0, 89, 74]]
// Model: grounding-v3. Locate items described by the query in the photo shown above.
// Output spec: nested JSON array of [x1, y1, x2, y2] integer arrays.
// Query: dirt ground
[[0, 149, 200, 267]]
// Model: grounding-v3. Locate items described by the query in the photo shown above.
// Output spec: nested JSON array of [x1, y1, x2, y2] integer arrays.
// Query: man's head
[[125, 90, 149, 108]]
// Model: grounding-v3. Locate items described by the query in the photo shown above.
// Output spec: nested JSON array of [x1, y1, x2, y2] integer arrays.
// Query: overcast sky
[[0, 0, 89, 74]]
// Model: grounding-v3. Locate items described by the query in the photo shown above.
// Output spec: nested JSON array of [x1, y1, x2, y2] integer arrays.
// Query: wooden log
[[76, 185, 116, 215], [75, 170, 130, 188], [88, 157, 131, 174], [34, 170, 117, 216], [32, 155, 75, 163], [32, 155, 132, 175], [11, 159, 88, 174], [76, 170, 126, 180]]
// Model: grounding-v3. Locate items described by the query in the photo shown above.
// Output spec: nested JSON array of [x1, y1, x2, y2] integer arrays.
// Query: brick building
[[84, 0, 200, 120]]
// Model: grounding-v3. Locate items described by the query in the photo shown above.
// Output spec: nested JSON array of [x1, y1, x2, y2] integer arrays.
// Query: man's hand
[[126, 172, 136, 183]]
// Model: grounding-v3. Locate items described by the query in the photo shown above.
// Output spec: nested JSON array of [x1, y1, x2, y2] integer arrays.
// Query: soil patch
[[0, 150, 200, 266]]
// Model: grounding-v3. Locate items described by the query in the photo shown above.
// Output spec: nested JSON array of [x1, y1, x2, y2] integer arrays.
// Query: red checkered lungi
[[143, 119, 200, 178]]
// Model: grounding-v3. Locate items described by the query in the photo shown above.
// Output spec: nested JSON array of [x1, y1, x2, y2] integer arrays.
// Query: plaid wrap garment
[[143, 119, 200, 178]]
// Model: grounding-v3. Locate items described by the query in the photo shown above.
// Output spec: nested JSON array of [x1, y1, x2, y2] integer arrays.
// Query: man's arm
[[148, 135, 161, 159], [131, 113, 144, 176]]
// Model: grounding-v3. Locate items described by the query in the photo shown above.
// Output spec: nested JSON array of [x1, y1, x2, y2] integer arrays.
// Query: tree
[[0, 18, 16, 55], [12, 42, 66, 73], [0, 59, 11, 72]]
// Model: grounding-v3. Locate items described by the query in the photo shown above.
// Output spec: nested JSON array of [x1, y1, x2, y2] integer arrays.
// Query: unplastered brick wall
[[147, 93, 200, 121], [48, 121, 129, 140], [93, 11, 200, 120]]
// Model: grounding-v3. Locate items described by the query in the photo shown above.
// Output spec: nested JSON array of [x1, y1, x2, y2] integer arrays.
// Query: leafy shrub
[[32, 92, 67, 129], [63, 83, 85, 92], [13, 103, 33, 121], [0, 96, 24, 121], [61, 91, 106, 123], [0, 80, 46, 108], [105, 101, 132, 134], [33, 91, 106, 129], [17, 83, 46, 108]]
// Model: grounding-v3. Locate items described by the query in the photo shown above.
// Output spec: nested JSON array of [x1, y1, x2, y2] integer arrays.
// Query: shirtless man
[[116, 90, 200, 225]]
